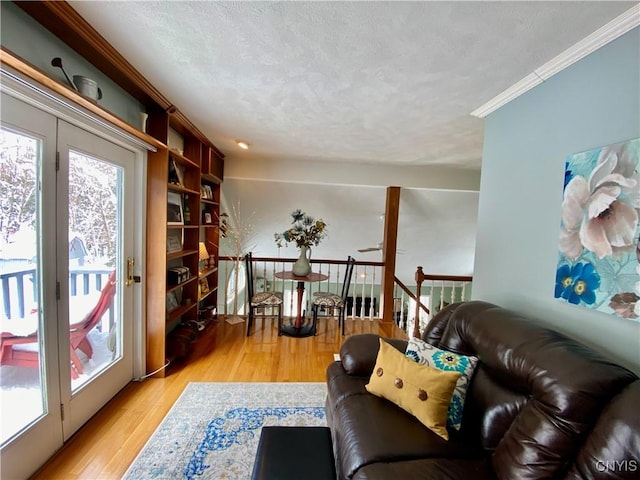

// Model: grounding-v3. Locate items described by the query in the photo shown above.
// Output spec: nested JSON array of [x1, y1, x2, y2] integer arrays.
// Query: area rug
[[123, 382, 327, 479]]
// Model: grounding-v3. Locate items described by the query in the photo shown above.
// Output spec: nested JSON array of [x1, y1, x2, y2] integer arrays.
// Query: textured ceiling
[[69, 1, 634, 168], [66, 1, 635, 280]]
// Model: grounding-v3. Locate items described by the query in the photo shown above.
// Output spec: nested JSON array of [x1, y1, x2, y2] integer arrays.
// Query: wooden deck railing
[[1, 267, 113, 321]]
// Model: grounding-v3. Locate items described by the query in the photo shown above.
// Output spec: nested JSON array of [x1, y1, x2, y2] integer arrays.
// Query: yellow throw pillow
[[365, 338, 461, 440]]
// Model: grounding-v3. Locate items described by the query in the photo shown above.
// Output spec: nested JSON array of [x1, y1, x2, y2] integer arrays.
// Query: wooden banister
[[393, 276, 430, 316], [413, 266, 473, 338]]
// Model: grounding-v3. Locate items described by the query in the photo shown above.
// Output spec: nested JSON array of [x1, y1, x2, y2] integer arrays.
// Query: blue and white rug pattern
[[123, 382, 327, 480]]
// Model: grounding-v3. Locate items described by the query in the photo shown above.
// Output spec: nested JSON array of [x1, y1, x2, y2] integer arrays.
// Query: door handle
[[126, 257, 135, 286]]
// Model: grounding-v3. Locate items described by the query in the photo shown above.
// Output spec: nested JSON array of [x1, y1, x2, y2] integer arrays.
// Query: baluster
[[462, 282, 467, 301], [450, 281, 455, 304], [1, 275, 12, 320], [400, 290, 405, 332], [363, 266, 370, 320], [360, 274, 365, 333], [70, 272, 77, 296], [31, 270, 37, 310], [223, 260, 230, 316], [370, 267, 376, 320], [358, 266, 364, 320], [428, 283, 434, 322], [15, 272, 25, 319], [356, 265, 362, 320], [439, 280, 445, 310]]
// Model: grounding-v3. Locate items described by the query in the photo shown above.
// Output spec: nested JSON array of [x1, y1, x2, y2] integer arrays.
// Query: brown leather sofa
[[325, 301, 640, 479]]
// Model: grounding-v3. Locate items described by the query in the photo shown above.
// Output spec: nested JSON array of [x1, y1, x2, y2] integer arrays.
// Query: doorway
[[1, 92, 140, 478]]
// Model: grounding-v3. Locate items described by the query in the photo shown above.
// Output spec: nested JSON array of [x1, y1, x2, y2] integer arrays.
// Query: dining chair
[[245, 252, 284, 336], [311, 256, 355, 336]]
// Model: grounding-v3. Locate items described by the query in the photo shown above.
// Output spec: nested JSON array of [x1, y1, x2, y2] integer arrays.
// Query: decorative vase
[[292, 245, 312, 276]]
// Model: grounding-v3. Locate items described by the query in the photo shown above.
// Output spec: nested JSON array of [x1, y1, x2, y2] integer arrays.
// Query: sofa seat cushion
[[329, 392, 484, 480], [352, 458, 496, 480]]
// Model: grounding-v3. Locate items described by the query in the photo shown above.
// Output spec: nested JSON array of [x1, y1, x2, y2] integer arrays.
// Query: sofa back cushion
[[435, 301, 638, 480], [340, 333, 408, 377], [421, 301, 462, 345], [564, 380, 640, 479]]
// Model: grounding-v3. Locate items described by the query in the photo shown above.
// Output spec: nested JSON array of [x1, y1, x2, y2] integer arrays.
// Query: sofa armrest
[[340, 333, 408, 376]]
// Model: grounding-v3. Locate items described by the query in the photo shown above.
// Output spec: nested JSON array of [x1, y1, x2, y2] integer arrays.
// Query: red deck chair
[[0, 270, 116, 379]]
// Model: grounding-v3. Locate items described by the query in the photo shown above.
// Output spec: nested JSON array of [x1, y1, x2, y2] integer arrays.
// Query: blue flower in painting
[[563, 162, 574, 191], [555, 264, 573, 298], [555, 262, 600, 305]]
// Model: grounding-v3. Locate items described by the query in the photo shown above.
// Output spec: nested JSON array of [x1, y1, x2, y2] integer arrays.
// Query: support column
[[380, 186, 400, 325]]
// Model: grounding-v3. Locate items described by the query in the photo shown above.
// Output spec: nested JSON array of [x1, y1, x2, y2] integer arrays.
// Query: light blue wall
[[0, 2, 143, 125], [473, 28, 640, 373]]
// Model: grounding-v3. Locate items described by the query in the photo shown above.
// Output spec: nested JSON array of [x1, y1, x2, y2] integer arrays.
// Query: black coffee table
[[251, 426, 336, 480]]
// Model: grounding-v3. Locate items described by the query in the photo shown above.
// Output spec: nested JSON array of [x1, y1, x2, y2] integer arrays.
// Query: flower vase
[[292, 246, 312, 276]]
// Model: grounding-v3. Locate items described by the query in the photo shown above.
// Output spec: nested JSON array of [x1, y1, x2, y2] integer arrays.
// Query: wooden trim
[[381, 186, 401, 323], [145, 145, 170, 377], [14, 0, 224, 157], [1, 47, 165, 150]]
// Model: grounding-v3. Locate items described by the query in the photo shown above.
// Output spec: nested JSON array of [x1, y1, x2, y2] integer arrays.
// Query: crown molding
[[471, 4, 640, 118]]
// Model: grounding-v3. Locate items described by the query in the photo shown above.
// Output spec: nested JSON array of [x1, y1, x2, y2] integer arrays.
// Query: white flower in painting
[[560, 145, 640, 260]]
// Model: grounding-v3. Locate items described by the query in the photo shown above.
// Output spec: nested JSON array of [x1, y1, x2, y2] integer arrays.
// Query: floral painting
[[556, 138, 640, 321]]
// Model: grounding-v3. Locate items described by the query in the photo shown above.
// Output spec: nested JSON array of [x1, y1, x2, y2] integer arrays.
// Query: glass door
[[1, 93, 62, 480], [1, 94, 139, 478], [57, 120, 135, 438]]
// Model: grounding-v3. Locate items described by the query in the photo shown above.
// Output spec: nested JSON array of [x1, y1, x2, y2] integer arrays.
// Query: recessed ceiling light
[[236, 140, 249, 150]]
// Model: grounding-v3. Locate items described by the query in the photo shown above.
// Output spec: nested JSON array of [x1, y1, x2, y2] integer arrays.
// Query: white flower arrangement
[[274, 209, 327, 248]]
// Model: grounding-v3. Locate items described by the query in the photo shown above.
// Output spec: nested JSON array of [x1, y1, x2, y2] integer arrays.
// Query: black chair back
[[341, 256, 356, 302], [244, 252, 254, 300]]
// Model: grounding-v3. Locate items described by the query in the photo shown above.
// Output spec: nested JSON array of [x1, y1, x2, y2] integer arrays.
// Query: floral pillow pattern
[[405, 337, 478, 430]]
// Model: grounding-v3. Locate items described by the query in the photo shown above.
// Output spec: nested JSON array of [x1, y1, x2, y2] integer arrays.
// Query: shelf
[[167, 249, 198, 260], [202, 172, 222, 184], [168, 183, 200, 196], [167, 275, 198, 294], [199, 286, 218, 303], [199, 266, 218, 279], [167, 224, 199, 230], [169, 149, 199, 169], [167, 301, 198, 324], [145, 110, 222, 377]]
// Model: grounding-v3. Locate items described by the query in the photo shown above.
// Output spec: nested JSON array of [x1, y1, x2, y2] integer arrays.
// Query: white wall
[[473, 28, 640, 373]]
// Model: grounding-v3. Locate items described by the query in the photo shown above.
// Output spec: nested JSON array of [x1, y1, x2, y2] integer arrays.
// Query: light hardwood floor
[[31, 316, 404, 479]]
